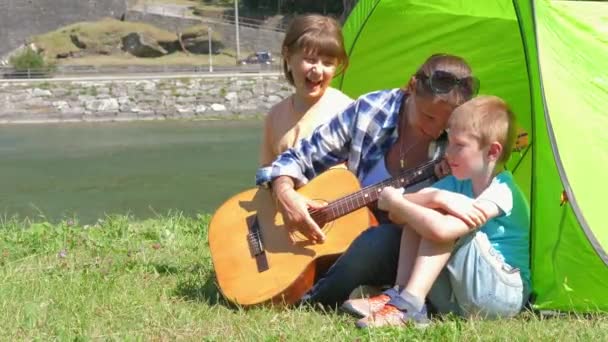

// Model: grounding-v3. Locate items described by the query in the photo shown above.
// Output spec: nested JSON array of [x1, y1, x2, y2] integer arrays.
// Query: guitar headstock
[[428, 131, 448, 162]]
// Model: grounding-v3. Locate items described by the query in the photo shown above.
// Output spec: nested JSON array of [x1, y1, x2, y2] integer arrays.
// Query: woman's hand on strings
[[275, 186, 326, 243]]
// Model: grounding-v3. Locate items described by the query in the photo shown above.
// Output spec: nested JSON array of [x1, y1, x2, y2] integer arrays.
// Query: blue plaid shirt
[[255, 88, 406, 188]]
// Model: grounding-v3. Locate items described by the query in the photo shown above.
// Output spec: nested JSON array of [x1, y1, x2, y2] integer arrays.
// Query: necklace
[[397, 102, 418, 170], [398, 136, 422, 170]]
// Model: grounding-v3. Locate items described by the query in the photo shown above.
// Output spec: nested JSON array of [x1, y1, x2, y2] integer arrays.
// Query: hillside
[[1, 0, 358, 67], [30, 18, 236, 66]]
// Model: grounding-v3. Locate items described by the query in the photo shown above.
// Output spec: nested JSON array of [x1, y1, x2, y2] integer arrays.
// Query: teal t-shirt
[[432, 171, 531, 287]]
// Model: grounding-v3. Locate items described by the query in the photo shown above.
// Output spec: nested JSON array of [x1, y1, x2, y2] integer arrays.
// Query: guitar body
[[208, 168, 373, 307]]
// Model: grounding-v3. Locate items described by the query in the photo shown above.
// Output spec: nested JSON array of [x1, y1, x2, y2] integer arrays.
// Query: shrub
[[9, 47, 46, 71]]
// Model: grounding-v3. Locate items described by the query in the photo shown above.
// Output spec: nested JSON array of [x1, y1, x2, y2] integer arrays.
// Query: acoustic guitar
[[208, 137, 446, 307]]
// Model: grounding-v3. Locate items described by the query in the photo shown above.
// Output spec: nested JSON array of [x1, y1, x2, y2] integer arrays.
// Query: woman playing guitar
[[256, 53, 480, 307]]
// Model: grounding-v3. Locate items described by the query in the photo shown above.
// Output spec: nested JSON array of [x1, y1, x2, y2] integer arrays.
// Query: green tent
[[333, 0, 607, 312]]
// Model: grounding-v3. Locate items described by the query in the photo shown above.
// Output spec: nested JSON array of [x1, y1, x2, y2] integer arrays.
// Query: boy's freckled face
[[288, 50, 338, 101], [445, 128, 486, 180]]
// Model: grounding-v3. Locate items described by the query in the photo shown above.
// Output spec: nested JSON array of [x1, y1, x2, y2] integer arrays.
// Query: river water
[[0, 119, 262, 223]]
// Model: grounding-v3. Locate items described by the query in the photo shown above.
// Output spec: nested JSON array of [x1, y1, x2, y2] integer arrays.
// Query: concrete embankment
[[0, 73, 290, 123]]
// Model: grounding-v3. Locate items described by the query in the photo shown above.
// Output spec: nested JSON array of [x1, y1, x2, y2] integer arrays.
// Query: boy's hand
[[437, 191, 487, 229], [378, 186, 405, 212]]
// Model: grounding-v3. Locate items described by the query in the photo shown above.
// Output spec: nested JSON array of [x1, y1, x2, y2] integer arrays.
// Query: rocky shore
[[0, 75, 291, 123]]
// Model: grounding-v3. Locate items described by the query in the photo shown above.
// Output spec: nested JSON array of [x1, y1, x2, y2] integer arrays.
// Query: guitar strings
[[308, 158, 439, 223], [307, 138, 447, 226]]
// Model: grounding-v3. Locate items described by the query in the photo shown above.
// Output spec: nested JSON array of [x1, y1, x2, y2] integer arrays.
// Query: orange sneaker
[[356, 303, 430, 329], [341, 288, 397, 318]]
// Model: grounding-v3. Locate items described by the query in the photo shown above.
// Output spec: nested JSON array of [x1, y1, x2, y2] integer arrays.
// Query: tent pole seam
[[512, 0, 538, 295]]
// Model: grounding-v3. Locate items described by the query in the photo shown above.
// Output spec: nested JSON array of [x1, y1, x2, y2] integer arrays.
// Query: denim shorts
[[427, 231, 530, 318]]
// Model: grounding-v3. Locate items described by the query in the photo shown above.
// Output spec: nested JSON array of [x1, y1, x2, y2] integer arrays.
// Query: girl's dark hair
[[282, 14, 349, 85]]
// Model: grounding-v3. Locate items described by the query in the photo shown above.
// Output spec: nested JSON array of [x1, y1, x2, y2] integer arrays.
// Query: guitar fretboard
[[309, 160, 438, 225]]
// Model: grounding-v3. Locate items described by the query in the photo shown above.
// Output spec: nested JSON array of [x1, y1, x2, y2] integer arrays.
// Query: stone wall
[[0, 0, 127, 59], [0, 75, 291, 123]]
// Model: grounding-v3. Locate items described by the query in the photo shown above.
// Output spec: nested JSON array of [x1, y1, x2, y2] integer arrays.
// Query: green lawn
[[0, 213, 605, 340]]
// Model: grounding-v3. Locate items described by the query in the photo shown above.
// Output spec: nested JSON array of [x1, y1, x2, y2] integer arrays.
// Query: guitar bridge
[[247, 229, 264, 256], [246, 214, 269, 272], [246, 215, 265, 256]]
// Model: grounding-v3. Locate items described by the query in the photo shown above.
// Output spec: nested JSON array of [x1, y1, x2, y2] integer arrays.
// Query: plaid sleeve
[[255, 101, 358, 188]]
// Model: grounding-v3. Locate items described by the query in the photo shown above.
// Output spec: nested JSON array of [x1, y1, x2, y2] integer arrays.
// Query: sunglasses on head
[[416, 70, 480, 99]]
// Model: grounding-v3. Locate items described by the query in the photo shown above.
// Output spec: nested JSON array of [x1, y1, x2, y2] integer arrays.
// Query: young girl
[[259, 14, 353, 166]]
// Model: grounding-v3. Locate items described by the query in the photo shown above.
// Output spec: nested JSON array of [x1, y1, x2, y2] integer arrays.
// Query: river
[[0, 119, 262, 223]]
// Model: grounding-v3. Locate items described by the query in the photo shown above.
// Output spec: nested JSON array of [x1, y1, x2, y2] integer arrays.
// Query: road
[[0, 70, 282, 83]]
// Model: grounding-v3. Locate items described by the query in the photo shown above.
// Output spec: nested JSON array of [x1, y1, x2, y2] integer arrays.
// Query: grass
[[0, 213, 606, 340]]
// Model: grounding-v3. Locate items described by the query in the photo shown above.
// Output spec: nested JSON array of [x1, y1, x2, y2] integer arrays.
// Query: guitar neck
[[310, 160, 438, 224]]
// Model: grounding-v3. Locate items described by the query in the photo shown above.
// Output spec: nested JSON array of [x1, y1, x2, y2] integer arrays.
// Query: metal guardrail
[[221, 13, 288, 32], [180, 13, 286, 34], [0, 64, 283, 79], [130, 4, 287, 33]]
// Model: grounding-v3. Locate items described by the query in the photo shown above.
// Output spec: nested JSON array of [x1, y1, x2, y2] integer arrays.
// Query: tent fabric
[[334, 0, 532, 195], [334, 0, 607, 312], [529, 0, 608, 311]]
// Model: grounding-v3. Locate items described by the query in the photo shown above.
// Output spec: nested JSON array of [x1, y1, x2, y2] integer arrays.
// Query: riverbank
[[0, 112, 265, 124], [0, 74, 288, 124]]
